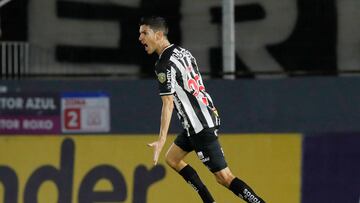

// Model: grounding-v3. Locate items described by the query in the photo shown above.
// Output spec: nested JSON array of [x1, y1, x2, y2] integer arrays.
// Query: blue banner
[[302, 133, 360, 203]]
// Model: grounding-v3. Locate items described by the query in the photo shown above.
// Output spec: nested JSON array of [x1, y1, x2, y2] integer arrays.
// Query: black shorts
[[174, 128, 228, 173]]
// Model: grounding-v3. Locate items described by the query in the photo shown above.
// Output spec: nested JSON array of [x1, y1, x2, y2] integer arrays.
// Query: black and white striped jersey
[[155, 44, 220, 134]]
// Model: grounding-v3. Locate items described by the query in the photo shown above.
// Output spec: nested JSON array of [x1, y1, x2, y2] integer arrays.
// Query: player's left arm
[[148, 95, 174, 165]]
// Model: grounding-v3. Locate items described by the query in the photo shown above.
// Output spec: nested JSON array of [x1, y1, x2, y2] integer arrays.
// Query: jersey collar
[[159, 44, 174, 59]]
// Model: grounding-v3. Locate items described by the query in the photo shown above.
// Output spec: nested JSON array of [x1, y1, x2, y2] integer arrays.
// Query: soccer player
[[139, 16, 265, 203]]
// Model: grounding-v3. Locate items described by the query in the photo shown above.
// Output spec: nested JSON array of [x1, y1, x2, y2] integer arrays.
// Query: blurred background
[[1, 0, 360, 203]]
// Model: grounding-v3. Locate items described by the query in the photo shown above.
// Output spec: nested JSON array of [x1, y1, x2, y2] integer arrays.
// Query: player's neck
[[157, 39, 171, 56]]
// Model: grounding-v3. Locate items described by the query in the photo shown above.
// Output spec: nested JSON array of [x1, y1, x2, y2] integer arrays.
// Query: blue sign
[[302, 133, 360, 203]]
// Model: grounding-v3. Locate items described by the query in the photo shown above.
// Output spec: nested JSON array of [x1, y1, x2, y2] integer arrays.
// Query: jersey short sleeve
[[156, 64, 175, 96]]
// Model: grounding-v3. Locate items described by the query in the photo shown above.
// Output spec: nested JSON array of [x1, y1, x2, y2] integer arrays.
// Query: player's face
[[139, 25, 158, 55]]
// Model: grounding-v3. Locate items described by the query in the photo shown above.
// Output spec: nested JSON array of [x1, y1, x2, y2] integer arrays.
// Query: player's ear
[[155, 31, 164, 40]]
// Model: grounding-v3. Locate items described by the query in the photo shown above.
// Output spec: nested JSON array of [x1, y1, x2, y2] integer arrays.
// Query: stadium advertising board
[[0, 134, 301, 203], [301, 133, 360, 203], [0, 93, 60, 134], [61, 92, 110, 133]]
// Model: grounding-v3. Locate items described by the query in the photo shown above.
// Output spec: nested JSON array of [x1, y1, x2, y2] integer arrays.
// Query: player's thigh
[[173, 130, 194, 152], [191, 130, 228, 173], [165, 143, 190, 171], [165, 142, 189, 162]]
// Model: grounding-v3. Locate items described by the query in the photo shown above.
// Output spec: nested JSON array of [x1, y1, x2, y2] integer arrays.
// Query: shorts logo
[[197, 151, 204, 159], [157, 73, 166, 83], [197, 151, 210, 163]]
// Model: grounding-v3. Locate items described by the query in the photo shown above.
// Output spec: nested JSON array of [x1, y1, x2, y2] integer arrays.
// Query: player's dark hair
[[139, 16, 169, 36]]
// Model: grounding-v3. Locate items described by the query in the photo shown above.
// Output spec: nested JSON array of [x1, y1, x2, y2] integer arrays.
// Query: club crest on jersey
[[157, 73, 166, 83]]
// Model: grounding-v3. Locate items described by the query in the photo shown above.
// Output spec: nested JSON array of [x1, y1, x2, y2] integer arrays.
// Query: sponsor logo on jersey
[[166, 69, 172, 89]]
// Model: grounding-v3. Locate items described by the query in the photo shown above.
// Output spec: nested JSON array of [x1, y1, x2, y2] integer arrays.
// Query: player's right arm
[[148, 62, 175, 165], [148, 95, 174, 165]]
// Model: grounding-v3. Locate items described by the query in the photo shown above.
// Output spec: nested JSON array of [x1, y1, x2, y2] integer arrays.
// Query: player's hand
[[147, 140, 165, 165]]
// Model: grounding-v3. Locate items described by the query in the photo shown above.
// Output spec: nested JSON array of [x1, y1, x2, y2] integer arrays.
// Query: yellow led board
[[0, 134, 301, 203]]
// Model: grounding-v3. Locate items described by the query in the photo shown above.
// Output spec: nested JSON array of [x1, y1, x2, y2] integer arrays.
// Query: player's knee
[[215, 175, 227, 186], [215, 172, 235, 187], [165, 153, 177, 168]]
